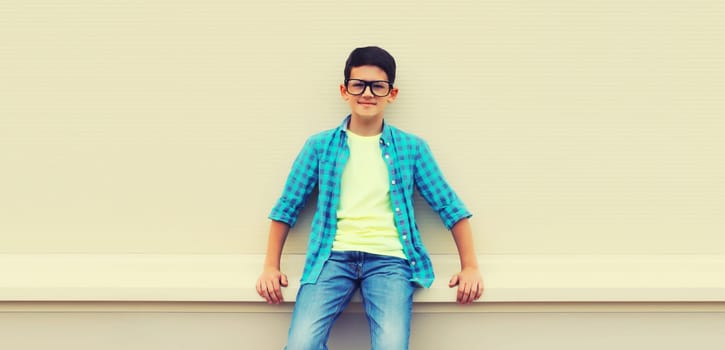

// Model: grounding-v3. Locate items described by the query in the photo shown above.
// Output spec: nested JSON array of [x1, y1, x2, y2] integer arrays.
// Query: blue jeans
[[286, 251, 416, 350]]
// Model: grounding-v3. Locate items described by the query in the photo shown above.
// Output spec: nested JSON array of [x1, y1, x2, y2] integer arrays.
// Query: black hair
[[344, 46, 397, 84]]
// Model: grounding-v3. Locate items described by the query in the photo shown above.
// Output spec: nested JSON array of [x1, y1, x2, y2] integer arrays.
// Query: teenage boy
[[256, 46, 483, 350]]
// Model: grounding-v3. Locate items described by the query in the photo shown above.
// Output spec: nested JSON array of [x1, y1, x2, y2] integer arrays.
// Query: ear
[[340, 83, 350, 101], [387, 87, 399, 103]]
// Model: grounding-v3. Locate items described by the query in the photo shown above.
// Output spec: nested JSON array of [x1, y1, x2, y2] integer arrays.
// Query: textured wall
[[2, 0, 723, 255]]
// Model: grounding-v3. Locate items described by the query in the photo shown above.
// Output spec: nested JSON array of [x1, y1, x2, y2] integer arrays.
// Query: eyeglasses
[[345, 79, 393, 97]]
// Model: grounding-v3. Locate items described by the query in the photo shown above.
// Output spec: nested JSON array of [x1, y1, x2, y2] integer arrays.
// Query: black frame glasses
[[344, 79, 393, 97]]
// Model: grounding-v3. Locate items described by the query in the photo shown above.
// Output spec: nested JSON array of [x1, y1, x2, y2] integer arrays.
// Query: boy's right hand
[[256, 267, 288, 304]]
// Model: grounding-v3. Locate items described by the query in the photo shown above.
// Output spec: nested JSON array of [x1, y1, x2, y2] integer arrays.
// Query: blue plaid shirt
[[269, 116, 471, 288]]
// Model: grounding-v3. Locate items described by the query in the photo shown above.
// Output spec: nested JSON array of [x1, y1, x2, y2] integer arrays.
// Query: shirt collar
[[339, 115, 392, 145]]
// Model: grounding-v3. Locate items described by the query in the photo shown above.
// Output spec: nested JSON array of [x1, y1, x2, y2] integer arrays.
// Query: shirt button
[[411, 261, 416, 266], [385, 154, 390, 159], [402, 235, 408, 240], [391, 180, 396, 185], [395, 207, 400, 212]]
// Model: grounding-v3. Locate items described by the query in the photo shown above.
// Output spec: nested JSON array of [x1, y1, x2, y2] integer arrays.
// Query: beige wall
[[2, 0, 724, 255]]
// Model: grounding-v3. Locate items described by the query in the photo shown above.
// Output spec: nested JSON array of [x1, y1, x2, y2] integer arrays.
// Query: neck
[[347, 115, 383, 136]]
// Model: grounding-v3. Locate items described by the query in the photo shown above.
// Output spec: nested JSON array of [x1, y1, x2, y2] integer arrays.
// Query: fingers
[[474, 281, 484, 300], [457, 283, 473, 304], [256, 274, 286, 304], [456, 281, 482, 304], [451, 274, 475, 304], [280, 273, 289, 287], [451, 270, 484, 304], [256, 279, 264, 298], [265, 279, 281, 304], [448, 274, 459, 288], [256, 278, 271, 303]]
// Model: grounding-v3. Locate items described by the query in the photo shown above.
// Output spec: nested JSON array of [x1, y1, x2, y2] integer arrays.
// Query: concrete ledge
[[1, 254, 724, 302]]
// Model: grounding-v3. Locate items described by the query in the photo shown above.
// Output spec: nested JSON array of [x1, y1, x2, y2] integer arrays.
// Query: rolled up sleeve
[[413, 140, 472, 229], [268, 137, 319, 227]]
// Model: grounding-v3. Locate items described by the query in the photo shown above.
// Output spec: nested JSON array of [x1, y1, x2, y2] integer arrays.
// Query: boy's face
[[340, 65, 398, 123]]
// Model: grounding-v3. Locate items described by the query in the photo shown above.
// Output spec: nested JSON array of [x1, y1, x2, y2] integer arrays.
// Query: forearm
[[263, 220, 291, 269], [450, 218, 479, 269]]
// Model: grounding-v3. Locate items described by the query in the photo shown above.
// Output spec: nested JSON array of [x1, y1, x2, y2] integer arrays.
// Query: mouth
[[358, 101, 376, 106]]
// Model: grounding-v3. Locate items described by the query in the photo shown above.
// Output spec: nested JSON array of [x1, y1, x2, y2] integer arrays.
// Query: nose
[[361, 84, 375, 97]]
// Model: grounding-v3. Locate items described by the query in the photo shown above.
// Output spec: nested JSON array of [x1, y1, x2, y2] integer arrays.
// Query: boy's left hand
[[448, 267, 484, 304]]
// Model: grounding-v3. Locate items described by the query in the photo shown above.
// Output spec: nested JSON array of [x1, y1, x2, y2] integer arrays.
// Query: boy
[[256, 46, 483, 350]]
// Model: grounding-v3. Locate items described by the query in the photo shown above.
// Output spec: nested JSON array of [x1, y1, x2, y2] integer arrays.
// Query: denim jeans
[[286, 251, 416, 350]]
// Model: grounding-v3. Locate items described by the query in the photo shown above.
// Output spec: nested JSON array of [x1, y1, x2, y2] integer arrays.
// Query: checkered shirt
[[269, 115, 472, 288]]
